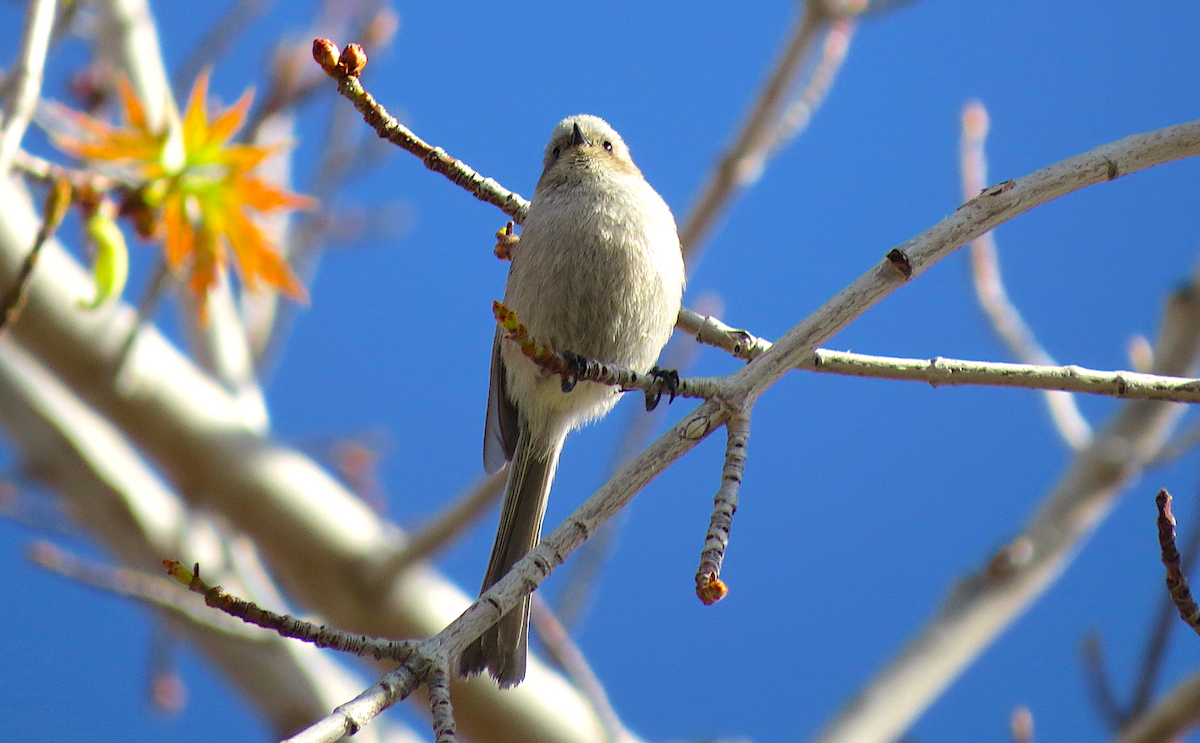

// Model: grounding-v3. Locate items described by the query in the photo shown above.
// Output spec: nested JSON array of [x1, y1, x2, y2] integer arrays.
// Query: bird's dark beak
[[570, 122, 591, 148]]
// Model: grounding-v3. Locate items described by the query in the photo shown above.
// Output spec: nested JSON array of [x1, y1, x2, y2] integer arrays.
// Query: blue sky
[[1, 1, 1198, 742]]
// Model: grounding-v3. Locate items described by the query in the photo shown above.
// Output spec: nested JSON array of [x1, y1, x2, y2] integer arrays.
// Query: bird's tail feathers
[[458, 430, 562, 687]]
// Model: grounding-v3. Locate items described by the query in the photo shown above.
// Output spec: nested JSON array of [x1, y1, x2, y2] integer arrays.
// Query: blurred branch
[[959, 99, 1092, 450], [679, 0, 856, 262], [172, 0, 270, 97], [1115, 670, 1200, 743], [0, 340, 414, 743], [0, 180, 609, 743], [0, 178, 69, 331], [29, 541, 266, 638], [283, 114, 1200, 743], [530, 595, 638, 743], [554, 294, 714, 632], [93, 0, 175, 129], [377, 470, 505, 578], [0, 0, 57, 174], [810, 279, 1200, 743], [766, 17, 854, 156], [1148, 416, 1200, 467], [13, 148, 123, 192], [1081, 633, 1127, 731]]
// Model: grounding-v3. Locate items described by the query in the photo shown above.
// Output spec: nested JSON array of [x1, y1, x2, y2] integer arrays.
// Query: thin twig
[[1080, 633, 1126, 730], [1127, 478, 1200, 719], [0, 179, 69, 331], [314, 40, 530, 221], [801, 350, 1200, 404], [377, 470, 506, 578], [678, 0, 843, 260], [696, 409, 751, 605], [0, 0, 57, 174], [1010, 706, 1033, 743], [530, 595, 635, 743], [163, 559, 416, 660], [555, 295, 718, 632], [1155, 489, 1200, 636], [495, 301, 723, 404], [29, 541, 264, 637], [676, 307, 773, 362], [172, 0, 270, 97], [959, 99, 1092, 449]]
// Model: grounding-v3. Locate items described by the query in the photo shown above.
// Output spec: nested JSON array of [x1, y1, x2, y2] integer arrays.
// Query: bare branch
[[315, 40, 530, 222], [1155, 489, 1200, 635], [696, 409, 751, 605], [1080, 633, 1126, 731], [810, 281, 1200, 743], [959, 100, 1092, 449], [1115, 670, 1200, 743], [30, 542, 264, 638], [428, 661, 459, 743], [676, 307, 773, 362], [679, 0, 849, 259], [495, 300, 722, 404], [732, 120, 1200, 403], [0, 178, 69, 331], [0, 0, 57, 174], [1127, 484, 1200, 719], [802, 350, 1200, 404], [164, 559, 416, 660]]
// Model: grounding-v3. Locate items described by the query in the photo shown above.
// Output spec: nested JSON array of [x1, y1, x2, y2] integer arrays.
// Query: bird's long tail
[[458, 429, 562, 687]]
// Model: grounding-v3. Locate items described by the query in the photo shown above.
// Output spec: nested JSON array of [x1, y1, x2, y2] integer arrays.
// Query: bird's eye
[[551, 146, 561, 160], [602, 141, 613, 152]]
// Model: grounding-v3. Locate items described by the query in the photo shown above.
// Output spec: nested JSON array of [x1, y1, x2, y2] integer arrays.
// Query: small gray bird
[[459, 115, 685, 687]]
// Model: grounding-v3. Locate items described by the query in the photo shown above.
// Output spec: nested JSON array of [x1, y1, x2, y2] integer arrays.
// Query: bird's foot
[[560, 350, 587, 393], [644, 366, 680, 411]]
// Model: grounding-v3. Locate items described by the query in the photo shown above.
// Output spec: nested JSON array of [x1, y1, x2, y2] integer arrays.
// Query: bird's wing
[[484, 329, 519, 473]]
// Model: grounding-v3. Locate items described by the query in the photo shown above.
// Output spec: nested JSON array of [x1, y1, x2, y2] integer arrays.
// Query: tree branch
[[809, 281, 1200, 743], [959, 99, 1092, 449], [0, 0, 57, 174]]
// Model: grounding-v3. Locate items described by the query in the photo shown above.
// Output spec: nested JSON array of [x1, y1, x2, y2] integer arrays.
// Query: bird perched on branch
[[459, 114, 685, 687]]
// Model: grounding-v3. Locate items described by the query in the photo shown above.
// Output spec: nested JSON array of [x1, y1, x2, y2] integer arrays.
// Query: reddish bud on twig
[[696, 572, 728, 605], [312, 38, 339, 77], [339, 44, 368, 77]]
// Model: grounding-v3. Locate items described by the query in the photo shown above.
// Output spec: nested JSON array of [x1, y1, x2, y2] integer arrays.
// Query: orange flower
[[55, 71, 314, 310]]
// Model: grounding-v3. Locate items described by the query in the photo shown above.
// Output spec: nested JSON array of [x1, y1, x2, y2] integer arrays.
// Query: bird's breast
[[504, 175, 684, 369]]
